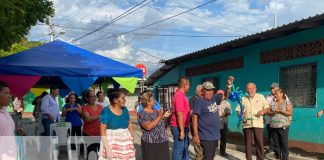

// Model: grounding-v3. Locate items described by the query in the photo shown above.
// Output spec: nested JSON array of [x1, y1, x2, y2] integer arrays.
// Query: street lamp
[[54, 30, 66, 40]]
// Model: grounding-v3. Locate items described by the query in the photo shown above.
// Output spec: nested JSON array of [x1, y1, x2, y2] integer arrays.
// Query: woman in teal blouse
[[98, 89, 135, 160]]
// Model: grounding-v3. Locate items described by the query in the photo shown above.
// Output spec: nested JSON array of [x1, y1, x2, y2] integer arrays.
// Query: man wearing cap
[[236, 82, 270, 160], [216, 89, 232, 157], [192, 77, 233, 160]]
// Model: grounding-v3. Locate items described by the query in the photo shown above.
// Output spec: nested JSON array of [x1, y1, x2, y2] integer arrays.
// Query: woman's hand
[[163, 110, 171, 118], [158, 109, 164, 118], [103, 145, 112, 159], [68, 107, 75, 112], [131, 134, 135, 143]]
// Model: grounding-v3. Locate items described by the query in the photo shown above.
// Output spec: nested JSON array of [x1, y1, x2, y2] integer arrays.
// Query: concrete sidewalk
[[24, 121, 318, 160], [133, 121, 317, 160]]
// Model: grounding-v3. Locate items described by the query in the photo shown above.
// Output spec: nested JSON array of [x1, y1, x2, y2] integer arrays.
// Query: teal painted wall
[[154, 65, 181, 86], [154, 25, 324, 144]]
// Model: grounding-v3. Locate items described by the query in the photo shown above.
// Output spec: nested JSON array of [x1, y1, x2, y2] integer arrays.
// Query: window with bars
[[157, 86, 177, 110], [280, 63, 317, 107]]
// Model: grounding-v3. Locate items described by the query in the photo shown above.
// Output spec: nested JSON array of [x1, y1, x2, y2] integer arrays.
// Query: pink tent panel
[[0, 75, 41, 97]]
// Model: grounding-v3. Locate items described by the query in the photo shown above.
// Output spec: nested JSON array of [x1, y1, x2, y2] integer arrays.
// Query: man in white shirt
[[41, 86, 60, 136]]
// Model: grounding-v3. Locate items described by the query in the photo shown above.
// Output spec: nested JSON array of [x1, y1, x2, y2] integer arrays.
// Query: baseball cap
[[270, 83, 279, 89], [202, 81, 215, 90]]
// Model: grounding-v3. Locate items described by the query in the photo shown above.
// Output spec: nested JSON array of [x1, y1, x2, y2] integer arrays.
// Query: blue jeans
[[171, 126, 189, 160], [42, 118, 54, 136]]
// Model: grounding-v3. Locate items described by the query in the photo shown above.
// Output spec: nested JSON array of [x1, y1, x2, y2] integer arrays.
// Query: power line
[[80, 32, 162, 61], [154, 4, 251, 34], [84, 0, 153, 42], [62, 0, 100, 21], [79, 32, 242, 44], [52, 25, 243, 38], [80, 43, 160, 64], [130, 45, 161, 60], [50, 21, 222, 35], [36, 23, 163, 61], [71, 0, 151, 42], [80, 0, 218, 42], [52, 14, 248, 35], [51, 1, 252, 36]]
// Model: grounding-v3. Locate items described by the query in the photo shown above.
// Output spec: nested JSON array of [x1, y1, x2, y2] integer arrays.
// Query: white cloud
[[95, 35, 132, 59], [27, 0, 324, 76]]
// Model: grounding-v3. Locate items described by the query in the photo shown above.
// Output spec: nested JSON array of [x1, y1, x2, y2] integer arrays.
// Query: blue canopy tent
[[0, 40, 142, 96]]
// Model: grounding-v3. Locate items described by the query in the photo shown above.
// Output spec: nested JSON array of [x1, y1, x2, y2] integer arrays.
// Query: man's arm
[[176, 111, 184, 140], [174, 95, 185, 140], [192, 114, 200, 144]]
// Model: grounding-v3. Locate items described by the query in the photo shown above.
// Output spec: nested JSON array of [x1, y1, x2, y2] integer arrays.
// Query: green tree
[[0, 0, 54, 50], [0, 38, 43, 58]]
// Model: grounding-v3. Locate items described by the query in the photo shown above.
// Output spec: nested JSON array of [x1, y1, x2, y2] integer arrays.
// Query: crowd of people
[[0, 76, 324, 160]]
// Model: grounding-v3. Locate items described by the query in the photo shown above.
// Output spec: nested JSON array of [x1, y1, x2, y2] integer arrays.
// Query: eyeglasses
[[89, 96, 97, 98]]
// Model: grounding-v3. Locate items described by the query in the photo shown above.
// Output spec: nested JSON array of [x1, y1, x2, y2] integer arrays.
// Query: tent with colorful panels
[[0, 40, 142, 111]]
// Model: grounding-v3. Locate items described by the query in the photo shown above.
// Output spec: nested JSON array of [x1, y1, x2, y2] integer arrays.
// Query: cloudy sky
[[27, 0, 324, 76]]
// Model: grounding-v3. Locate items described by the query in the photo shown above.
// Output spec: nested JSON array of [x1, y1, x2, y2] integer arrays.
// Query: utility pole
[[274, 14, 278, 28], [49, 24, 55, 42], [45, 18, 64, 42]]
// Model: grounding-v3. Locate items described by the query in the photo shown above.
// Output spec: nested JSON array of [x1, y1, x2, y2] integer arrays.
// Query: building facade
[[147, 14, 324, 153]]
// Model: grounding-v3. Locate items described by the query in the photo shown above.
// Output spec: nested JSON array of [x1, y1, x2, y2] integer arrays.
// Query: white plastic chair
[[49, 122, 72, 160]]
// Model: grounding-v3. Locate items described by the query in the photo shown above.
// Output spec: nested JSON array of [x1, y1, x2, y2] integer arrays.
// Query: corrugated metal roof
[[146, 13, 324, 86]]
